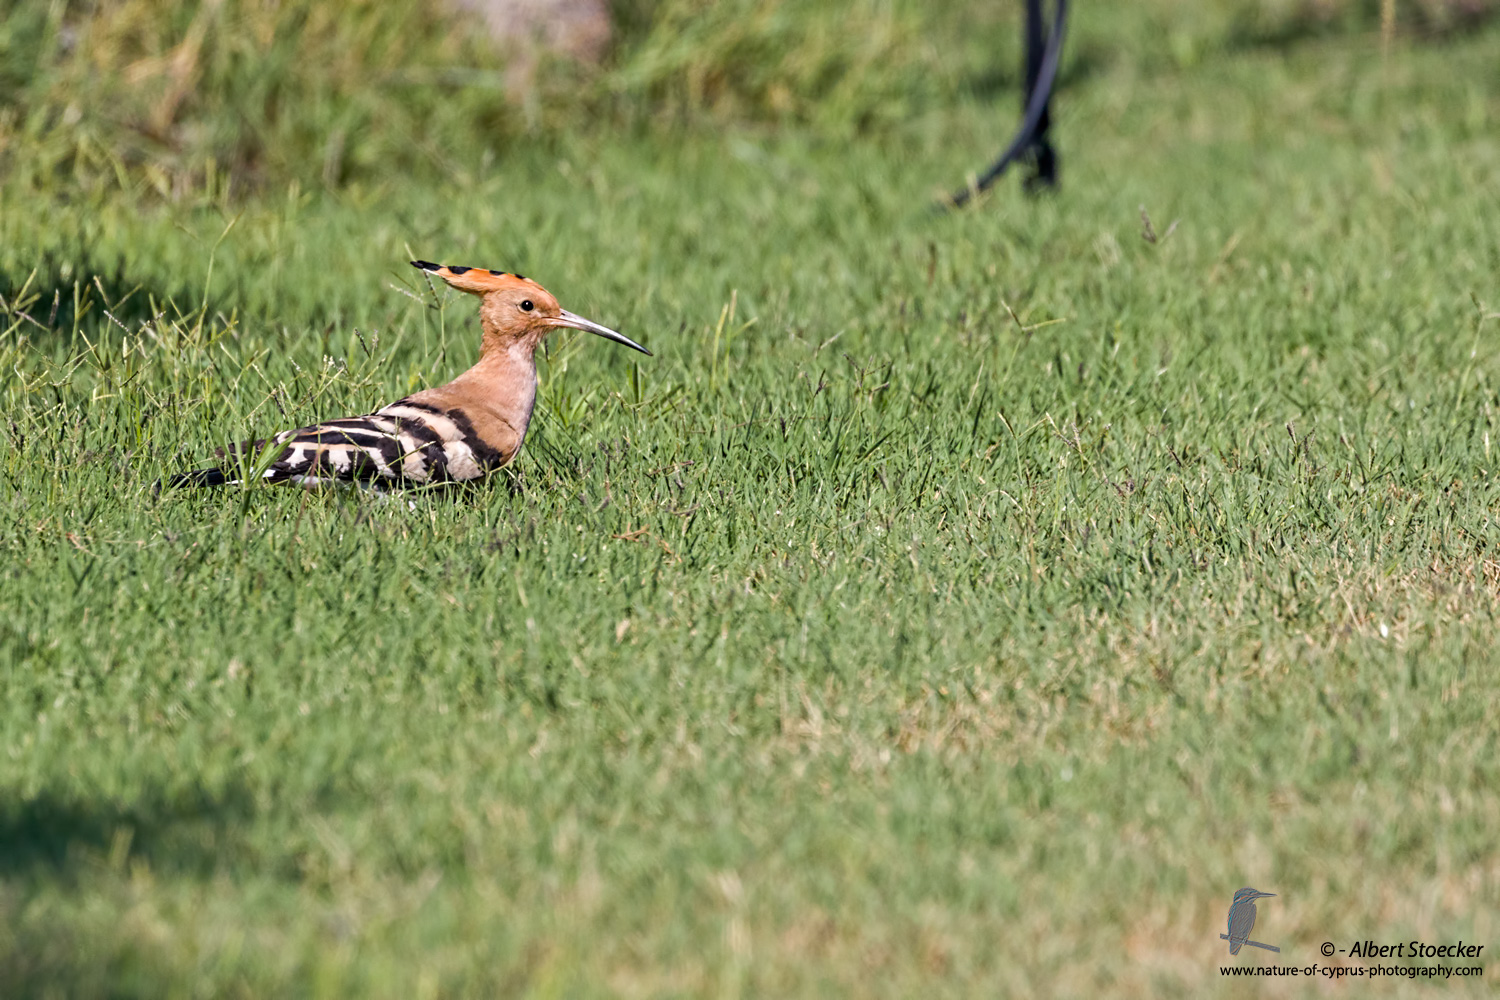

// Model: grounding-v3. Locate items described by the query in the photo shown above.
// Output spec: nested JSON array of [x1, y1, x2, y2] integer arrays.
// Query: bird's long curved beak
[[549, 310, 651, 356]]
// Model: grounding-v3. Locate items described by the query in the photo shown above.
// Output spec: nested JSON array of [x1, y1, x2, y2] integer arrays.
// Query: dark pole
[[1022, 0, 1057, 190], [944, 0, 1068, 208]]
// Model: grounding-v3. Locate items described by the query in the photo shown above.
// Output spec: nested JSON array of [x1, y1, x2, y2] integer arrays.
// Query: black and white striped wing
[[260, 400, 503, 487]]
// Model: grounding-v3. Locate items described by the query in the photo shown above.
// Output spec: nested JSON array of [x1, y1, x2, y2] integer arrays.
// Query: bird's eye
[[520, 300, 535, 312]]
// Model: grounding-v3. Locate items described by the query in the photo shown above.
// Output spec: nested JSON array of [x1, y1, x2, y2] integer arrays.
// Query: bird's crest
[[411, 259, 531, 295]]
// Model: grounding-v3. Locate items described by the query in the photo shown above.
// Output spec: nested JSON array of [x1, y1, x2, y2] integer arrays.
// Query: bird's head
[[1233, 888, 1275, 904], [411, 260, 650, 358]]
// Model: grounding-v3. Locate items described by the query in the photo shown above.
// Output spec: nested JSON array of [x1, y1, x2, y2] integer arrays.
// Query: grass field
[[3, 1, 1499, 996]]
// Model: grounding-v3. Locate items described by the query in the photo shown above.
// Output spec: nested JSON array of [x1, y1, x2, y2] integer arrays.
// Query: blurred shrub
[[603, 0, 956, 132], [0, 0, 524, 198], [1233, 0, 1498, 42], [0, 0, 977, 201]]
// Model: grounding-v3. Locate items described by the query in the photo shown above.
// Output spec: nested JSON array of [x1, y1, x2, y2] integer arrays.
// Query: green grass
[[3, 2, 1500, 996]]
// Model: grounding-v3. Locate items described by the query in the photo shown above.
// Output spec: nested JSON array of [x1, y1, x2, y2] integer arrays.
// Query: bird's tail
[[157, 433, 285, 492], [157, 466, 233, 491], [1228, 940, 1243, 956]]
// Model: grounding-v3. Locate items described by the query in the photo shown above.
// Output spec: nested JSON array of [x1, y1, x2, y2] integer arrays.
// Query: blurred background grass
[[3, 0, 1495, 312], [3, 0, 1494, 200], [2, 0, 1500, 997]]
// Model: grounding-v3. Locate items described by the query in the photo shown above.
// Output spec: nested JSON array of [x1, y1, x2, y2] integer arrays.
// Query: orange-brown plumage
[[162, 260, 649, 490]]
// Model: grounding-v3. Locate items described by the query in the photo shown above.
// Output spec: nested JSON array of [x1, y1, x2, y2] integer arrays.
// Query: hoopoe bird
[[162, 260, 649, 490]]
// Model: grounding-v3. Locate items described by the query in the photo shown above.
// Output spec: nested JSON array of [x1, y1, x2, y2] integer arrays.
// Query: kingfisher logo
[[1221, 888, 1280, 955]]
